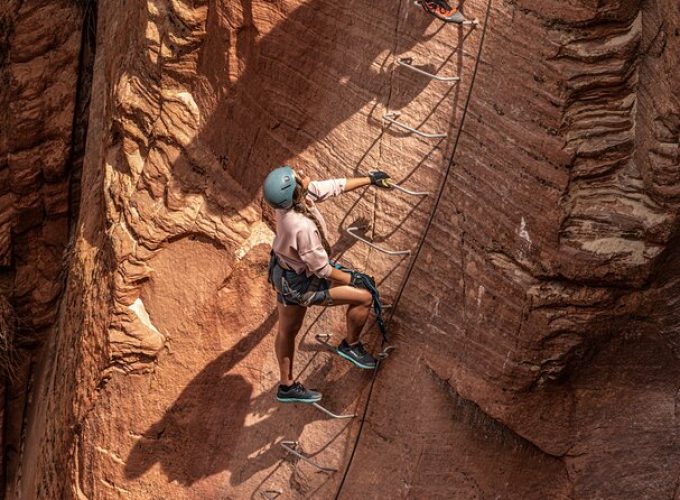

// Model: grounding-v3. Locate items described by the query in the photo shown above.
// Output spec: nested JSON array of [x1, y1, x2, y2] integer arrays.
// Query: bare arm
[[343, 177, 372, 192], [344, 171, 393, 193]]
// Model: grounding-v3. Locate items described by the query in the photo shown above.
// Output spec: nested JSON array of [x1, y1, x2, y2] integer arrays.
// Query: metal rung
[[378, 345, 397, 360], [278, 376, 355, 418], [346, 226, 411, 256], [261, 490, 282, 500], [383, 112, 447, 139], [312, 402, 355, 419], [365, 170, 430, 196], [281, 440, 337, 473], [315, 333, 335, 351], [398, 57, 460, 83], [388, 181, 431, 197]]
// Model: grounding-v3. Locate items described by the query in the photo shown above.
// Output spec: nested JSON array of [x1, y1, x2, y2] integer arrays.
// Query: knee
[[278, 318, 305, 336], [279, 324, 302, 339], [359, 290, 373, 307]]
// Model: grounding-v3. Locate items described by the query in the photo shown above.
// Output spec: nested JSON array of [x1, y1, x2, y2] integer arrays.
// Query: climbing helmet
[[263, 165, 296, 209]]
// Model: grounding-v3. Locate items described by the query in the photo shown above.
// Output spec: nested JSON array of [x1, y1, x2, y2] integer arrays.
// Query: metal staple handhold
[[383, 111, 447, 139], [398, 57, 461, 83], [260, 490, 282, 499], [281, 440, 337, 473], [346, 226, 411, 256], [315, 333, 334, 350], [365, 170, 431, 196], [312, 403, 356, 419], [388, 181, 431, 197], [378, 345, 397, 360]]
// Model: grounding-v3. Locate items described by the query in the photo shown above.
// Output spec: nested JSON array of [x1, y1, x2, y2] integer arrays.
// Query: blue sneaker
[[276, 382, 322, 404], [336, 340, 377, 370]]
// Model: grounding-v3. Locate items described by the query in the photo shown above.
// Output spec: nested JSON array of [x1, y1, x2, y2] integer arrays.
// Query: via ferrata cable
[[334, 1, 494, 497]]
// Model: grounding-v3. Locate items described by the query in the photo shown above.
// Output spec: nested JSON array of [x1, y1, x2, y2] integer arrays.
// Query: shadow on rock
[[124, 311, 277, 484], [168, 0, 437, 212], [124, 309, 360, 487]]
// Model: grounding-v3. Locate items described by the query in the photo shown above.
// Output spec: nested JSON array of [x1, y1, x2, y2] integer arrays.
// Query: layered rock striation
[[2, 0, 680, 498], [345, 1, 680, 498], [1, 0, 91, 495]]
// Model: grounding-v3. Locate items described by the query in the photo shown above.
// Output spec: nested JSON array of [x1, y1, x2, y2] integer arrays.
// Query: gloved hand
[[369, 171, 392, 189], [350, 270, 376, 289]]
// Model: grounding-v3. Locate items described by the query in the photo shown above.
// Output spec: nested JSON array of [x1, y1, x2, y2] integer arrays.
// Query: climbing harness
[[273, 0, 493, 491], [268, 252, 333, 307]]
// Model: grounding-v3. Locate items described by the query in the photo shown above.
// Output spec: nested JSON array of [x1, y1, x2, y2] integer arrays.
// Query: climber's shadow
[[231, 362, 358, 488], [164, 0, 438, 214], [123, 371, 252, 485], [124, 311, 360, 486], [123, 312, 277, 484]]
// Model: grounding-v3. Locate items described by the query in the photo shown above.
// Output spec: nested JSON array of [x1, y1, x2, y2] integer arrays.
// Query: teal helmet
[[263, 165, 296, 209]]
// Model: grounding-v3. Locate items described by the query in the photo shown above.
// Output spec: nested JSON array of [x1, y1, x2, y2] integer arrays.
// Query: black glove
[[350, 270, 376, 289], [369, 171, 392, 189]]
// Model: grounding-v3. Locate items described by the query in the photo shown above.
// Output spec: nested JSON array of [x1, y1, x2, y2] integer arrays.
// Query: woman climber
[[264, 166, 392, 404]]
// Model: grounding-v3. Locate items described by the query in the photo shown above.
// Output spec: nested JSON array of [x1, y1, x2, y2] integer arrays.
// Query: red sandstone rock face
[[1, 0, 86, 496], [4, 0, 680, 498], [1, 0, 81, 330]]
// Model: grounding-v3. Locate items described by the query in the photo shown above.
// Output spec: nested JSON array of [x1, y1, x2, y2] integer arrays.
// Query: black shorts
[[268, 253, 331, 307]]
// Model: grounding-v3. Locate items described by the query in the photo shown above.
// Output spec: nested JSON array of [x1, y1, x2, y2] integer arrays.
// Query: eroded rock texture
[[0, 0, 89, 496], [3, 0, 680, 498], [345, 1, 680, 498]]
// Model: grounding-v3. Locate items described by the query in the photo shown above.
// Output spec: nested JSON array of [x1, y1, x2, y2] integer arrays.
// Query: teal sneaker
[[336, 340, 377, 370], [276, 382, 322, 404]]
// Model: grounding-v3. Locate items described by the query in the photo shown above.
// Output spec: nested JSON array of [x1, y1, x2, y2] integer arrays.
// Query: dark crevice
[[163, 231, 229, 251], [67, 0, 98, 238], [0, 379, 9, 496], [0, 2, 16, 496], [0, 2, 98, 497], [423, 360, 565, 461]]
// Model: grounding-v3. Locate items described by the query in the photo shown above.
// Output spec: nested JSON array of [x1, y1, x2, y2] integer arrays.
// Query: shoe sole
[[276, 396, 322, 404], [415, 1, 465, 23], [336, 350, 377, 370]]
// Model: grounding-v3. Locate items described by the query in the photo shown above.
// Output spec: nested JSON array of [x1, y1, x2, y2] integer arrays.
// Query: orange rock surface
[[2, 0, 680, 498]]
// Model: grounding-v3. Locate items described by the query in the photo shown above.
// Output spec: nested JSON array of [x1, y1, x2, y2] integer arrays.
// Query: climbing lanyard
[[330, 260, 388, 342]]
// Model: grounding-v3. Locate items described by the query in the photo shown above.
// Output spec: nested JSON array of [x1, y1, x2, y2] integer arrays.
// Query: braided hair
[[292, 184, 332, 255]]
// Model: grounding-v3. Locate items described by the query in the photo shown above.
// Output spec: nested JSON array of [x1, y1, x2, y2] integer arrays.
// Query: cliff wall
[[2, 0, 680, 498]]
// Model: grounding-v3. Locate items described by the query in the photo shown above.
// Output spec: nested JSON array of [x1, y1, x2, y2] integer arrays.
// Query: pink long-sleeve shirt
[[272, 178, 347, 278]]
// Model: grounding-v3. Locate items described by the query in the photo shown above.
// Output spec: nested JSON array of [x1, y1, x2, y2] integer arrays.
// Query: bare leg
[[328, 286, 373, 344], [275, 302, 307, 386]]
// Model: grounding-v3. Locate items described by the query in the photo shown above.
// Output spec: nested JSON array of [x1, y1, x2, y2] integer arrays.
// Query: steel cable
[[334, 1, 494, 497]]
